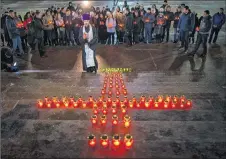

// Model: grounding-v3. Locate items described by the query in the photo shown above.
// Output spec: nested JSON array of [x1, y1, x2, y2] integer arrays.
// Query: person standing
[[155, 8, 166, 43], [124, 8, 134, 47], [177, 6, 194, 53], [98, 13, 108, 44], [163, 5, 174, 43], [72, 12, 83, 45], [55, 13, 65, 45], [33, 11, 47, 58], [208, 8, 225, 44], [143, 8, 155, 44], [115, 6, 126, 44], [64, 9, 75, 46], [43, 10, 54, 46], [189, 12, 199, 44], [133, 10, 142, 44], [6, 10, 24, 56], [188, 10, 212, 57], [173, 6, 182, 43], [106, 12, 116, 45], [79, 14, 98, 73]]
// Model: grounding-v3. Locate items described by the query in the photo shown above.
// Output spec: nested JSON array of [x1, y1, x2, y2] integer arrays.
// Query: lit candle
[[112, 115, 118, 125], [93, 105, 98, 114], [37, 99, 43, 108], [123, 89, 127, 95], [112, 105, 117, 114], [186, 99, 192, 108], [102, 105, 108, 114], [100, 134, 109, 148], [88, 134, 96, 148], [100, 115, 107, 125], [123, 115, 131, 128], [124, 134, 133, 149], [112, 134, 121, 149], [164, 100, 168, 109], [180, 95, 186, 103], [91, 115, 98, 125], [121, 105, 127, 114], [107, 96, 112, 107]]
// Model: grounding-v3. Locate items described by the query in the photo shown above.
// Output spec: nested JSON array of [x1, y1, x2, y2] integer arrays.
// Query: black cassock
[[79, 25, 98, 72]]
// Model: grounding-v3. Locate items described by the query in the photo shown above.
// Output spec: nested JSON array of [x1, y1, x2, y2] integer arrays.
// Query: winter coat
[[63, 15, 73, 30], [143, 13, 155, 26], [199, 15, 212, 34], [155, 14, 166, 35], [164, 11, 174, 28], [115, 12, 126, 31], [106, 18, 116, 33], [133, 16, 142, 33], [34, 17, 44, 39], [72, 17, 83, 28], [23, 17, 32, 30], [6, 16, 20, 39], [177, 13, 194, 32], [55, 18, 65, 28], [173, 11, 181, 28], [125, 13, 134, 32], [212, 12, 225, 28], [43, 15, 54, 30]]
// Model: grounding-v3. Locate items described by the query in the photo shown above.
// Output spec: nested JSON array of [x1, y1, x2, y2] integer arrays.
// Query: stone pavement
[[1, 32, 226, 158]]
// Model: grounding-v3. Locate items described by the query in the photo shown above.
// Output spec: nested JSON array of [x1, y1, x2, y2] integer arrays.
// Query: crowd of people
[[1, 0, 225, 60]]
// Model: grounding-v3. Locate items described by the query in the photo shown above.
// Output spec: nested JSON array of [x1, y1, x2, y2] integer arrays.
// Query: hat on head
[[82, 13, 90, 20]]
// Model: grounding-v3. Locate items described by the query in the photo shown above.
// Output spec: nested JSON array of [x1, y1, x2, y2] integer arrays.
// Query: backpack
[[27, 20, 36, 36]]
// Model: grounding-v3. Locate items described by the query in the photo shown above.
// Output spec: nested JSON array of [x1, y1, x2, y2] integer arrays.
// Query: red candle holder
[[124, 134, 133, 149], [77, 97, 83, 107], [100, 115, 107, 125], [123, 89, 127, 95], [102, 105, 108, 115], [180, 95, 186, 103], [103, 83, 107, 88], [173, 95, 178, 103], [112, 105, 117, 114], [121, 105, 127, 114], [171, 101, 176, 109], [144, 102, 150, 109], [109, 84, 113, 88], [69, 96, 74, 103], [139, 95, 146, 108], [121, 84, 125, 89], [180, 101, 185, 109], [91, 115, 98, 125], [157, 95, 163, 103], [88, 134, 96, 148], [93, 105, 99, 114], [164, 101, 169, 109], [116, 96, 120, 108], [129, 100, 133, 108], [112, 134, 121, 149], [100, 134, 109, 148], [108, 90, 112, 96], [132, 96, 137, 108], [154, 101, 159, 109], [73, 101, 78, 108], [116, 90, 120, 96], [37, 99, 43, 108], [101, 89, 106, 95], [44, 96, 48, 102], [115, 84, 119, 89], [112, 115, 118, 125], [165, 95, 171, 102], [88, 96, 94, 108], [107, 96, 112, 107], [123, 115, 131, 128], [64, 101, 69, 108], [186, 100, 192, 108], [97, 96, 103, 107], [82, 102, 87, 108], [124, 96, 129, 107]]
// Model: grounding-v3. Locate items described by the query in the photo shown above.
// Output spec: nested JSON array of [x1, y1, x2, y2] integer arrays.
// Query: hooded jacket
[[43, 15, 54, 30], [199, 15, 212, 34], [125, 12, 134, 32]]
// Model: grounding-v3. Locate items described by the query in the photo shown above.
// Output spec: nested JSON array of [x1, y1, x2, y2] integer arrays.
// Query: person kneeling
[[79, 14, 98, 73]]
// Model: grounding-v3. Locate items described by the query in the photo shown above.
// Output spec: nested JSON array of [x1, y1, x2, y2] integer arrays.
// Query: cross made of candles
[[37, 72, 192, 151]]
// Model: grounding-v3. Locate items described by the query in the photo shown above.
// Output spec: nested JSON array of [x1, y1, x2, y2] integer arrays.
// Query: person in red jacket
[[23, 12, 32, 30]]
